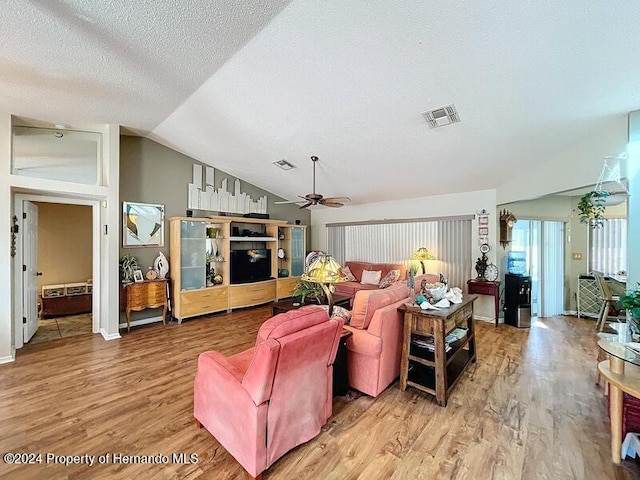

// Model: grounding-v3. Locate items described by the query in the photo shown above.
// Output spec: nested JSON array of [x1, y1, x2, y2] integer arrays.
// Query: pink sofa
[[194, 306, 343, 479], [334, 261, 408, 300], [343, 274, 439, 397]]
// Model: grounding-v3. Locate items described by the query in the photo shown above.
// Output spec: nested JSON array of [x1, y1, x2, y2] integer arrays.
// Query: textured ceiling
[[3, 1, 640, 205]]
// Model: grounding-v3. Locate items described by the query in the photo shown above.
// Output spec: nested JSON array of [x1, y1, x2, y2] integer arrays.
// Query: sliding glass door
[[510, 220, 565, 317]]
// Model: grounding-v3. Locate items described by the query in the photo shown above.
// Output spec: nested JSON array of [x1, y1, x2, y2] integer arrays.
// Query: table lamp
[[412, 247, 435, 274], [301, 254, 347, 316]]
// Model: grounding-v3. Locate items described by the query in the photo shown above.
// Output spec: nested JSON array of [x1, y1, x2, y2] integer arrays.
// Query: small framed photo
[[478, 235, 489, 245], [478, 216, 489, 225], [133, 269, 144, 283], [479, 227, 489, 236]]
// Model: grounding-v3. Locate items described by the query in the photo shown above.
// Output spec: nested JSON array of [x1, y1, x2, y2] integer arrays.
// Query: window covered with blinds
[[327, 217, 472, 289]]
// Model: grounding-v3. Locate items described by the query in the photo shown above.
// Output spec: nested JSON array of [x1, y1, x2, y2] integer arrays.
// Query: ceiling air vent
[[422, 104, 460, 128], [273, 159, 295, 170]]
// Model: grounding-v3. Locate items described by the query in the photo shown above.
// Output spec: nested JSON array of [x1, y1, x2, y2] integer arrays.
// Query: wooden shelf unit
[[398, 295, 478, 406], [276, 225, 307, 300], [170, 216, 305, 322]]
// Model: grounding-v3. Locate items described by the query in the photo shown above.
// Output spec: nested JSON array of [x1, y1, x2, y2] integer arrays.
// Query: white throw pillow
[[360, 270, 382, 285]]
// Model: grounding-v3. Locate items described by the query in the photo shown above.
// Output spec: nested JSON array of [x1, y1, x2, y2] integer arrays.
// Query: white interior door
[[23, 201, 39, 343]]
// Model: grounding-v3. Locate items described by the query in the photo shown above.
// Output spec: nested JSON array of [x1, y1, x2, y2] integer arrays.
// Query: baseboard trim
[[118, 315, 165, 331], [474, 315, 502, 324], [0, 349, 16, 364], [100, 328, 122, 341]]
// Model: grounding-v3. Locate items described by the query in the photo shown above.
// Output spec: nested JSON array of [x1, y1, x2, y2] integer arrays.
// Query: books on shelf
[[412, 336, 452, 353], [445, 327, 468, 344]]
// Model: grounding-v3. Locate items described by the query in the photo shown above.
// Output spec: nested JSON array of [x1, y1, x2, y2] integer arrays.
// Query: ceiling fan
[[275, 156, 351, 209]]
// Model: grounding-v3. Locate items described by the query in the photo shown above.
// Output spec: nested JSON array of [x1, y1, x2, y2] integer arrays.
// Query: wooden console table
[[398, 295, 477, 406], [125, 279, 168, 332], [467, 279, 500, 326]]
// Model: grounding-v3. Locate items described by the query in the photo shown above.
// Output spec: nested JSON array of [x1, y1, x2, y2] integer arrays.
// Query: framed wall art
[[123, 201, 165, 247]]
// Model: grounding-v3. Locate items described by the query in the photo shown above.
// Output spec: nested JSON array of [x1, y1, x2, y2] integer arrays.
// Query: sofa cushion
[[361, 270, 382, 285], [350, 282, 408, 329], [345, 261, 370, 282], [317, 304, 352, 322], [342, 265, 357, 282], [257, 306, 329, 342], [379, 269, 401, 288]]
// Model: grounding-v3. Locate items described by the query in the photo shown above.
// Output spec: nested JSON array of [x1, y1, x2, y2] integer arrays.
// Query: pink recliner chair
[[194, 306, 343, 480]]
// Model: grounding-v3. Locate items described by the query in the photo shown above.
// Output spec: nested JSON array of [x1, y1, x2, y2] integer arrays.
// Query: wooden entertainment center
[[169, 215, 306, 322]]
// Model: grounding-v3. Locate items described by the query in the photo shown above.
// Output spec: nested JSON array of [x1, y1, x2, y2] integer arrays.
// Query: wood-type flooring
[[0, 307, 637, 480]]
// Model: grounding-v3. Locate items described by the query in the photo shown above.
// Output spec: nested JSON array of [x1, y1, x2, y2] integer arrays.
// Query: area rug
[[29, 314, 92, 345]]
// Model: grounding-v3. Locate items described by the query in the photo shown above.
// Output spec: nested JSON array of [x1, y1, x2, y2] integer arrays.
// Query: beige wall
[[35, 202, 92, 290]]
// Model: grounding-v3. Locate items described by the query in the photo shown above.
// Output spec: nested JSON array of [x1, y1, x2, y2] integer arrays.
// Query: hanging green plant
[[577, 190, 610, 228]]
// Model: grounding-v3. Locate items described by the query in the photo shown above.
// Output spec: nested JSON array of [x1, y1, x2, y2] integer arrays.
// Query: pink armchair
[[194, 306, 343, 480]]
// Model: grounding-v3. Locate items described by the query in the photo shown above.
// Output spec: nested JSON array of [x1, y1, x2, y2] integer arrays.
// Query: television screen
[[230, 249, 272, 284]]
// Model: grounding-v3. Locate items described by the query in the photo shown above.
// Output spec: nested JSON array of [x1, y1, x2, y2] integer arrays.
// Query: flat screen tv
[[230, 249, 272, 284]]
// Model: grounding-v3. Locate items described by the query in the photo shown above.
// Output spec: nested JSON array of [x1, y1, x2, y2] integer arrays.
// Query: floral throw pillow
[[379, 269, 401, 288], [318, 304, 352, 322], [342, 265, 357, 282]]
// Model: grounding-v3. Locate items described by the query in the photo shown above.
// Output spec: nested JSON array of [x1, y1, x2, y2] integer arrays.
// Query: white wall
[[311, 189, 500, 321], [497, 115, 629, 204], [627, 111, 640, 288], [0, 115, 121, 362], [0, 113, 13, 362]]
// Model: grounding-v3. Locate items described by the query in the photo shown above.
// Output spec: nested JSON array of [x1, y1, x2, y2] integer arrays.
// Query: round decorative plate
[[145, 269, 158, 280], [479, 243, 490, 254], [485, 263, 499, 282]]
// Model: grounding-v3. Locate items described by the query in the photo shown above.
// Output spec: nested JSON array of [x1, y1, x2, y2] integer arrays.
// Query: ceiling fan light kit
[[274, 156, 351, 209]]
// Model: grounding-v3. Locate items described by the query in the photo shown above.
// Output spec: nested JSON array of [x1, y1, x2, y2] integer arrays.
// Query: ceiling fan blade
[[298, 202, 314, 209], [274, 195, 312, 205], [319, 200, 344, 208], [322, 196, 351, 203]]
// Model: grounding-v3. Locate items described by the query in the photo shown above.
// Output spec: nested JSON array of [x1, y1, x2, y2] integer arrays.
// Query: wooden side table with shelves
[[124, 279, 168, 332], [398, 295, 478, 406]]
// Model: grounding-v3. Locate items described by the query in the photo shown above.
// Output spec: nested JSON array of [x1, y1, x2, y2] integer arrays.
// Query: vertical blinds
[[327, 218, 472, 288], [541, 221, 565, 317], [591, 218, 627, 276]]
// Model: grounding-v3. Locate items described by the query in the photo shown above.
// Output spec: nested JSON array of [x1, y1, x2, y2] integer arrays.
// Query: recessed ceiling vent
[[422, 104, 460, 128], [273, 159, 295, 170]]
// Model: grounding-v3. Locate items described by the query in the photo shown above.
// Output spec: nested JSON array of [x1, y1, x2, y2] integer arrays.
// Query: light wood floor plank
[[0, 308, 637, 479]]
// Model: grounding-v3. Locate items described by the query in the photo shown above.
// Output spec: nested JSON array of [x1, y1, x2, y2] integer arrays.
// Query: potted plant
[[621, 283, 640, 335], [577, 190, 610, 228], [293, 280, 325, 304]]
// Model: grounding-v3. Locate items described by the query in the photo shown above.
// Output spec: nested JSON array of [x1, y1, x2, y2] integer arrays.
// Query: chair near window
[[594, 272, 625, 387], [594, 272, 625, 332]]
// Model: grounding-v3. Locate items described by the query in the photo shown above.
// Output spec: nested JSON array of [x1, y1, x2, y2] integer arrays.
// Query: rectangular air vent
[[422, 104, 460, 128], [273, 159, 295, 170]]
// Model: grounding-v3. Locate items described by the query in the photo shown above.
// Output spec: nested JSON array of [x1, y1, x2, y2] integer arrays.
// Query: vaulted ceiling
[[3, 1, 640, 206]]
